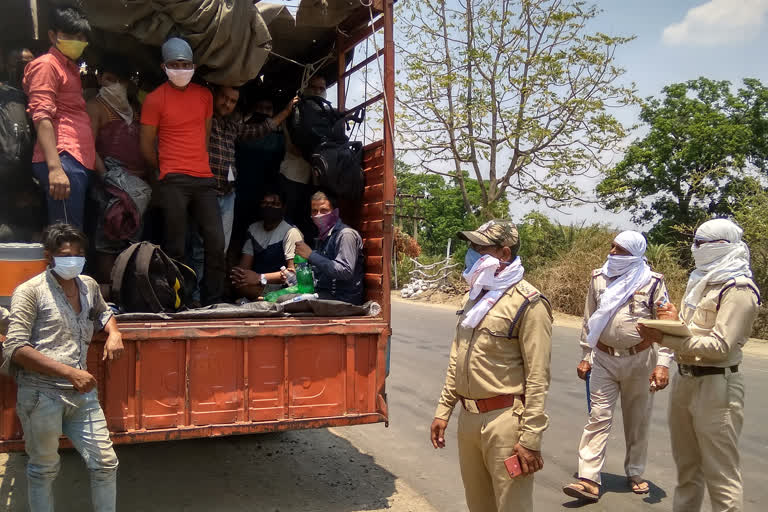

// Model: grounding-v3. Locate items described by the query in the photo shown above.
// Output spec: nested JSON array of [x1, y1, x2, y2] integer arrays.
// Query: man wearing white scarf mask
[[430, 220, 553, 512], [564, 231, 671, 502], [638, 219, 760, 512]]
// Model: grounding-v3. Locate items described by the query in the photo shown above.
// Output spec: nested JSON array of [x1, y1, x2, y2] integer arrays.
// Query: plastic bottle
[[281, 265, 298, 287], [284, 293, 319, 304], [264, 285, 300, 302], [294, 255, 315, 294]]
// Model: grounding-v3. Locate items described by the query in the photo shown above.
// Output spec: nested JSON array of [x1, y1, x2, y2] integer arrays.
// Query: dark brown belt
[[678, 364, 739, 377], [460, 394, 523, 414], [596, 337, 653, 357]]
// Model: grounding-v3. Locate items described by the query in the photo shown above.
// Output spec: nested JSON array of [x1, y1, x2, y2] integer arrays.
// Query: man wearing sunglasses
[[638, 218, 760, 512], [429, 220, 553, 512]]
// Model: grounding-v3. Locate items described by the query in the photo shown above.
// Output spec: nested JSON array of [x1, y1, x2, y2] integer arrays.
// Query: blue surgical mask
[[464, 248, 482, 272], [52, 256, 86, 280]]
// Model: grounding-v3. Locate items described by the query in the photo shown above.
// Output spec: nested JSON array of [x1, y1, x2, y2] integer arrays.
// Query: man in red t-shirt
[[140, 37, 225, 305]]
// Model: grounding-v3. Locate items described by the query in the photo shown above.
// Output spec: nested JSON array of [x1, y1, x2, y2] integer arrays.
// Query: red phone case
[[504, 454, 523, 478]]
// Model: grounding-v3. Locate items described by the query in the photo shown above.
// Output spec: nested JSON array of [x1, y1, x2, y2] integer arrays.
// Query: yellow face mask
[[57, 38, 88, 60]]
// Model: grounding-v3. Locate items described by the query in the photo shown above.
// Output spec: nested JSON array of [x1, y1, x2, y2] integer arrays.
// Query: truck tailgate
[[0, 317, 390, 452]]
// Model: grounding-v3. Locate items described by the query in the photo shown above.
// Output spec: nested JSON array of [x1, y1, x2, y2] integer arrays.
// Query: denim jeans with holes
[[16, 387, 118, 512]]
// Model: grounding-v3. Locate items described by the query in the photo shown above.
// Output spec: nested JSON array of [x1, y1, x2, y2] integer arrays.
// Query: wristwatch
[[259, 274, 268, 286]]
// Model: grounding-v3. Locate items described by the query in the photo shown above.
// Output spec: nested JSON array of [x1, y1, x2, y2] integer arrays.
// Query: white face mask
[[165, 67, 194, 88], [691, 241, 732, 268], [604, 254, 641, 277], [52, 256, 86, 280]]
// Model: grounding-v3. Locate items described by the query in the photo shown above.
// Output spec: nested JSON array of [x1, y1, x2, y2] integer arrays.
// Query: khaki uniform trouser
[[578, 347, 656, 485], [457, 401, 533, 512], [669, 369, 744, 512]]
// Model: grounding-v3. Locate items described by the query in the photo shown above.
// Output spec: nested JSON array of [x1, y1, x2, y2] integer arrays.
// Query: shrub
[[526, 230, 616, 316], [394, 228, 421, 259], [645, 243, 690, 305]]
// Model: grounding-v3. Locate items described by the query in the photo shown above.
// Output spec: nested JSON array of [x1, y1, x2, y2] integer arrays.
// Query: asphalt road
[[334, 299, 768, 512], [1, 299, 765, 511]]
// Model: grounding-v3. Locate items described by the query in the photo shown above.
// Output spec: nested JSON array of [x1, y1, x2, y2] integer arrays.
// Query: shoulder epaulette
[[717, 276, 762, 310], [515, 280, 542, 302], [650, 271, 663, 280]]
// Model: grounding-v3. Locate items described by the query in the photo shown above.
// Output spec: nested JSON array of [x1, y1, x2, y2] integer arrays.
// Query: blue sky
[[546, 0, 768, 228], [593, 0, 768, 101]]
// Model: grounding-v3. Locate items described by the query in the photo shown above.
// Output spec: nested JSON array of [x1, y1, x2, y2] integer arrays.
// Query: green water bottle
[[264, 285, 300, 302], [295, 255, 315, 294]]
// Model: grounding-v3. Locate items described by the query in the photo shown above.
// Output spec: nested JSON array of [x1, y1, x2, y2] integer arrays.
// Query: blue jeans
[[31, 152, 91, 230], [188, 191, 235, 302], [16, 387, 118, 512]]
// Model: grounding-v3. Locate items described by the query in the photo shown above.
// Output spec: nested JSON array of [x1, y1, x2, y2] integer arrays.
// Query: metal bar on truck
[[342, 48, 385, 79], [341, 16, 384, 53]]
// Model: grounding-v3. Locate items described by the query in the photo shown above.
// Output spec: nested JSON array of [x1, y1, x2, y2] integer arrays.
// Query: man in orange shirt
[[140, 38, 225, 305], [24, 6, 94, 230]]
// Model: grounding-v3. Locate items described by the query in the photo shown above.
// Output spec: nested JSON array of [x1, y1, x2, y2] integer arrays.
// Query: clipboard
[[637, 319, 692, 337]]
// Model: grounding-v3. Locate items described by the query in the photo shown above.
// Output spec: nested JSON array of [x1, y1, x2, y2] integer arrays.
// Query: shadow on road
[[561, 472, 668, 509], [0, 429, 398, 511]]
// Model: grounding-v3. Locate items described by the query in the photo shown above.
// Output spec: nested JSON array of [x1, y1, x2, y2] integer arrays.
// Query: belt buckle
[[679, 364, 694, 377], [462, 398, 480, 414]]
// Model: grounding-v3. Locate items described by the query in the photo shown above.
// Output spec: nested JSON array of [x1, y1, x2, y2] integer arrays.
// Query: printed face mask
[[52, 256, 86, 280], [57, 38, 88, 60], [165, 67, 194, 88], [99, 82, 133, 123]]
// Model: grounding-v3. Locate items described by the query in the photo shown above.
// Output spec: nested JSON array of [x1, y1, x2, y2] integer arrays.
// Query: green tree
[[398, 0, 635, 216], [396, 160, 509, 256], [597, 77, 766, 243]]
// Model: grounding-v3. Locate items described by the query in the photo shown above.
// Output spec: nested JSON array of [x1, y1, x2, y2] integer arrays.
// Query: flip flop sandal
[[563, 483, 600, 502], [629, 478, 650, 495]]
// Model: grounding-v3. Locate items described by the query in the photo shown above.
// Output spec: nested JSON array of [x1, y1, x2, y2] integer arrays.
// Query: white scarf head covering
[[98, 82, 134, 125], [683, 219, 752, 309], [461, 255, 525, 329], [586, 231, 652, 347]]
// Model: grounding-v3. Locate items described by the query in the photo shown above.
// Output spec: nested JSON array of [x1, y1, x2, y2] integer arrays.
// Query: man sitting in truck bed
[[230, 186, 304, 300], [295, 191, 364, 305]]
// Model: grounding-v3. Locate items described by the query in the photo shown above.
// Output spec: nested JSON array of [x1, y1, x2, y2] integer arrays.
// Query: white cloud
[[662, 0, 768, 46]]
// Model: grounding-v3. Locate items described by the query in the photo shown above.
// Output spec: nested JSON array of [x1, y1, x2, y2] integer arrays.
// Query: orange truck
[[0, 0, 395, 452]]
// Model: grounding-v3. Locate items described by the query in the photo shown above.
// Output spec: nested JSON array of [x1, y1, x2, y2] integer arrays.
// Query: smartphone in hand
[[505, 454, 523, 478]]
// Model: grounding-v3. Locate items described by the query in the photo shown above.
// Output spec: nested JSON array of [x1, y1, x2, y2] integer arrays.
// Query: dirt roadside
[[0, 428, 437, 512]]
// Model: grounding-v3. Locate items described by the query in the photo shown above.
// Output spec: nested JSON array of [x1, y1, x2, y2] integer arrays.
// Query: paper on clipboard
[[637, 319, 692, 337]]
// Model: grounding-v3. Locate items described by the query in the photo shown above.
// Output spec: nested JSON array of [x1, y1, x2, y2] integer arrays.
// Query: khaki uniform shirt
[[580, 270, 674, 367], [435, 280, 553, 451], [663, 276, 760, 368]]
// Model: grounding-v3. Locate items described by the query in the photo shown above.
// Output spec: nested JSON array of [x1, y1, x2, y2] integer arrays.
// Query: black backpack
[[110, 242, 196, 313], [288, 95, 347, 159], [0, 84, 34, 173], [310, 140, 365, 201]]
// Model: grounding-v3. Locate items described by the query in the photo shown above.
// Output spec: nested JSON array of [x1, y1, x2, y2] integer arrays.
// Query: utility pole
[[395, 193, 425, 241]]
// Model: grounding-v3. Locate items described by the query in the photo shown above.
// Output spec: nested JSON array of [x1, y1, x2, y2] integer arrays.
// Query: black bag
[[0, 84, 34, 173], [110, 242, 196, 313], [310, 140, 365, 201], [287, 95, 347, 159]]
